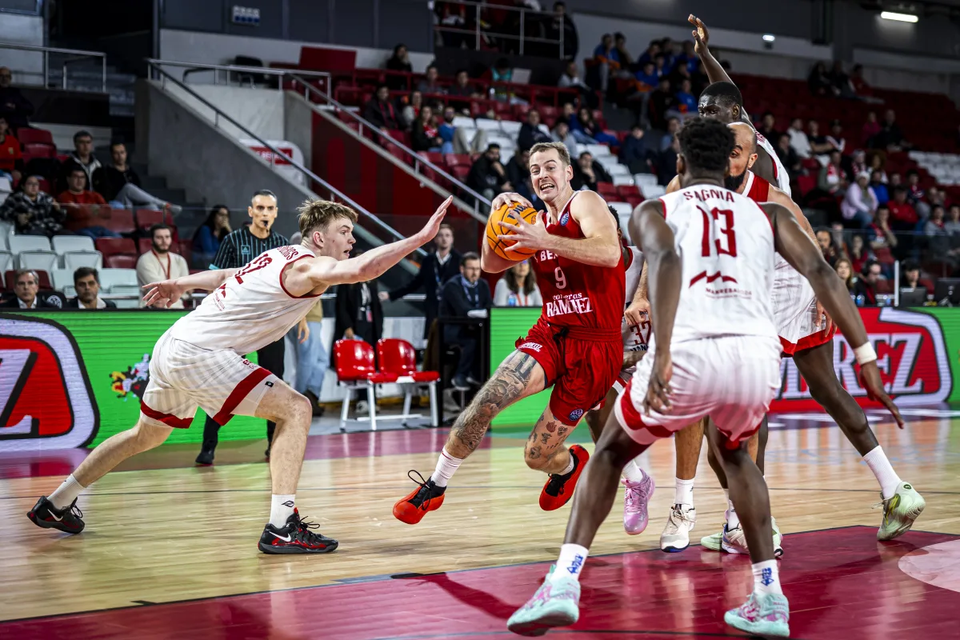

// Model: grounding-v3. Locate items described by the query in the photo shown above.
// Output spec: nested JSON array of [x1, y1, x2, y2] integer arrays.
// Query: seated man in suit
[[66, 267, 116, 309], [439, 252, 492, 389], [1, 269, 60, 309]]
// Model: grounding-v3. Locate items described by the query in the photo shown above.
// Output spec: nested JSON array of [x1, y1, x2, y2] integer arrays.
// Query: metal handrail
[[288, 74, 491, 222], [150, 58, 331, 93], [0, 41, 107, 92], [146, 60, 426, 258], [434, 0, 564, 57]]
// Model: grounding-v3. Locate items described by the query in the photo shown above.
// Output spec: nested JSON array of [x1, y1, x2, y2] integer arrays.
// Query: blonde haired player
[[28, 197, 451, 554], [394, 141, 626, 523], [507, 117, 902, 639]]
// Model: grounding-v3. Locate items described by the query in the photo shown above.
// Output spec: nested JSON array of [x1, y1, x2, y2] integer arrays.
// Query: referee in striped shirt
[[196, 189, 292, 465]]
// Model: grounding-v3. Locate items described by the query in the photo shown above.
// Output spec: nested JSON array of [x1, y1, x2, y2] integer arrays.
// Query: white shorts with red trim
[[139, 329, 278, 429], [612, 365, 636, 395], [773, 260, 835, 355], [614, 336, 781, 448]]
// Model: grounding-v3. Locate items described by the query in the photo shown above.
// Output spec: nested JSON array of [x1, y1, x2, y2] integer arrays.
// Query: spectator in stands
[[653, 52, 673, 80], [946, 204, 960, 236], [381, 222, 459, 340], [862, 111, 881, 146], [0, 116, 22, 182], [63, 130, 102, 189], [559, 103, 589, 144], [494, 260, 542, 307], [633, 60, 659, 92], [849, 64, 872, 98], [468, 143, 511, 201], [841, 171, 876, 228], [417, 65, 444, 95], [850, 237, 874, 275], [808, 62, 835, 97], [828, 61, 855, 99], [788, 118, 811, 158], [776, 132, 801, 179], [137, 223, 190, 309], [440, 251, 491, 388], [401, 90, 423, 129], [575, 106, 618, 146], [619, 124, 649, 174], [364, 84, 401, 131], [808, 120, 836, 160], [518, 110, 552, 152], [0, 174, 66, 237], [385, 44, 413, 90], [67, 267, 116, 309], [826, 119, 847, 155], [192, 204, 231, 268], [448, 70, 481, 112], [656, 134, 679, 186], [900, 261, 921, 292], [852, 260, 880, 306], [925, 205, 960, 268], [675, 78, 697, 115], [869, 205, 898, 252], [506, 149, 534, 201], [437, 105, 487, 155], [613, 33, 633, 68], [637, 40, 660, 67], [817, 229, 840, 267], [1, 269, 57, 309], [92, 141, 178, 212], [648, 77, 679, 130], [0, 67, 33, 133], [660, 117, 681, 151], [557, 61, 596, 108], [676, 40, 698, 74], [905, 170, 930, 219], [58, 167, 120, 239], [572, 151, 611, 191], [928, 185, 946, 209], [874, 109, 909, 152], [411, 105, 444, 153], [846, 149, 867, 182], [548, 2, 579, 61], [334, 268, 383, 347], [489, 57, 519, 103], [757, 112, 779, 142], [925, 205, 948, 238], [835, 258, 855, 293], [888, 186, 919, 228], [889, 172, 903, 189], [551, 120, 578, 158], [868, 153, 887, 183], [592, 33, 624, 92], [819, 150, 847, 197]]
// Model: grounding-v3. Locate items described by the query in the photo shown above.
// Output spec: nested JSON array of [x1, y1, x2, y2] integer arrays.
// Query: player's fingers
[[497, 221, 522, 233], [879, 393, 905, 429]]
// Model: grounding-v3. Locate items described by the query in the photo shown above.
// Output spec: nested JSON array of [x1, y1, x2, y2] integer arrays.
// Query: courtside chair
[[376, 338, 440, 428], [334, 339, 397, 432]]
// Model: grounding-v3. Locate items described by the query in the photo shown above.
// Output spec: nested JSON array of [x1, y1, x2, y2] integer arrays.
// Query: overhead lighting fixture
[[880, 11, 918, 22], [762, 34, 776, 42]]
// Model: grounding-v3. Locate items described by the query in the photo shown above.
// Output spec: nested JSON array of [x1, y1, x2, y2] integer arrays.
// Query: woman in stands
[[0, 174, 66, 238], [411, 105, 444, 153], [493, 260, 542, 307], [834, 258, 855, 294], [192, 204, 231, 268], [385, 44, 413, 91], [574, 107, 619, 147]]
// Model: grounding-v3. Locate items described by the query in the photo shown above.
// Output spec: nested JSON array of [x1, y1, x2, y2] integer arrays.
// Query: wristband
[[854, 342, 877, 366]]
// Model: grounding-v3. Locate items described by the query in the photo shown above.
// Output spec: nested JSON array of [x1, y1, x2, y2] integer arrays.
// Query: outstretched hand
[[497, 208, 549, 253], [142, 279, 185, 308], [416, 196, 453, 244], [858, 360, 905, 429], [644, 353, 673, 415], [688, 14, 710, 53]]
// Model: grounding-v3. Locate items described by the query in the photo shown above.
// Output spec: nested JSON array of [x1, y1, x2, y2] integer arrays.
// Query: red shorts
[[516, 319, 622, 426]]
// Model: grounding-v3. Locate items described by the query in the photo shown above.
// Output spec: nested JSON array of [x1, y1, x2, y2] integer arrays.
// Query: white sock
[[752, 559, 783, 596], [675, 477, 695, 507], [269, 494, 296, 528], [557, 454, 575, 476], [863, 446, 902, 500], [622, 459, 646, 483], [49, 474, 85, 510], [723, 490, 741, 528], [552, 543, 589, 581], [431, 448, 463, 488]]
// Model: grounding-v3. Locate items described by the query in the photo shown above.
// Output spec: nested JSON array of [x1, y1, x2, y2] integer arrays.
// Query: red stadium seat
[[617, 185, 641, 199], [377, 338, 439, 426], [596, 182, 617, 198], [101, 208, 135, 234], [16, 128, 55, 146], [104, 254, 138, 269], [22, 143, 56, 161], [95, 238, 137, 259], [334, 339, 399, 431], [135, 209, 174, 230]]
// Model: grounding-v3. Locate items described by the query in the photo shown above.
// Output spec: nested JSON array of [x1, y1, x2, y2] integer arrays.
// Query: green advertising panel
[[1, 311, 264, 448], [489, 308, 553, 430]]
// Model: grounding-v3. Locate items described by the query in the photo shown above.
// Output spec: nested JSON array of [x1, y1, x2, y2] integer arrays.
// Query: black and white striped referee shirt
[[210, 226, 290, 269]]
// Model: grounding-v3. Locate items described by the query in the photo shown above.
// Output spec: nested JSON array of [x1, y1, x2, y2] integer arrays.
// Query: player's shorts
[[139, 329, 279, 429], [613, 365, 636, 394], [773, 259, 836, 355], [615, 335, 781, 448], [516, 319, 622, 426]]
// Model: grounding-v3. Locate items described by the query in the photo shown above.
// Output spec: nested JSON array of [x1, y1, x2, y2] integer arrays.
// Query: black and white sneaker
[[258, 509, 339, 554], [27, 496, 85, 534]]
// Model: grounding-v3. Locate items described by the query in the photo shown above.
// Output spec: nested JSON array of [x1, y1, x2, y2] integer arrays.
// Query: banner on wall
[[489, 307, 960, 428], [239, 138, 305, 186]]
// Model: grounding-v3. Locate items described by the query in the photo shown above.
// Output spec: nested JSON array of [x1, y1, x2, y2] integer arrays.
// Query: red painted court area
[[3, 527, 956, 639]]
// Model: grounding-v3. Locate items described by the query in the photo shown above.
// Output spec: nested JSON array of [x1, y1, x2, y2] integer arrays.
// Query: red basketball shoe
[[539, 445, 589, 511], [393, 470, 446, 524]]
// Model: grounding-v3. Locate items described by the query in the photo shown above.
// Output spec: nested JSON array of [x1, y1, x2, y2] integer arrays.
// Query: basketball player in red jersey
[[394, 141, 625, 524]]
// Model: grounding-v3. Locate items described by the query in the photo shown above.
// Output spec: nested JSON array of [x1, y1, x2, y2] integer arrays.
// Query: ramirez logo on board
[[769, 308, 952, 411], [0, 315, 99, 452]]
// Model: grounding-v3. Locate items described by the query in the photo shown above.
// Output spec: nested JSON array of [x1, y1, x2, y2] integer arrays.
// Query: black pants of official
[[199, 338, 285, 454]]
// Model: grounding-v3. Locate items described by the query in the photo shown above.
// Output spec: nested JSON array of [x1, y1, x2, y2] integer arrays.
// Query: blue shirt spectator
[[192, 205, 232, 266], [869, 171, 889, 206], [634, 63, 659, 90], [676, 84, 697, 113]]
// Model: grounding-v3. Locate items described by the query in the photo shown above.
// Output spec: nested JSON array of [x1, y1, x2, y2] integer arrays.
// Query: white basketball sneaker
[[660, 504, 696, 552]]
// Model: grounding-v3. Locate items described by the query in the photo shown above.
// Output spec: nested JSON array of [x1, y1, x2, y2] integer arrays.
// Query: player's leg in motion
[[507, 407, 651, 636], [702, 418, 782, 555], [584, 389, 655, 535], [660, 420, 703, 552], [793, 341, 924, 539], [706, 422, 790, 638], [393, 351, 546, 524], [28, 421, 175, 534]]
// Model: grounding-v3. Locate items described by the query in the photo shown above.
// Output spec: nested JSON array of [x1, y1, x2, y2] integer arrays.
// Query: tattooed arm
[[444, 351, 545, 458]]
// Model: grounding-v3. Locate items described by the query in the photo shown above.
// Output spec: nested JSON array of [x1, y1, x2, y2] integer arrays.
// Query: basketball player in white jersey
[[28, 196, 452, 554], [582, 210, 654, 536], [507, 118, 901, 637]]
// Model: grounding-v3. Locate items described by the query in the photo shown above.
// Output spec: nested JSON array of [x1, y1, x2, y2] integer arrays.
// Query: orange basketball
[[486, 202, 539, 261]]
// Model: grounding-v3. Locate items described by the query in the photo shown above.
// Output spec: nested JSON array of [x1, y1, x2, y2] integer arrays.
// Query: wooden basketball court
[[2, 407, 959, 639]]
